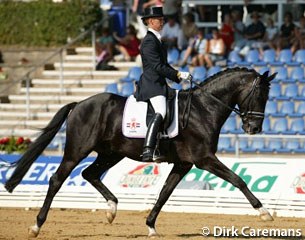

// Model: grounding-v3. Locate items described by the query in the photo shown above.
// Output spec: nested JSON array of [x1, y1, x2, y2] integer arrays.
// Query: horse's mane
[[201, 67, 257, 86]]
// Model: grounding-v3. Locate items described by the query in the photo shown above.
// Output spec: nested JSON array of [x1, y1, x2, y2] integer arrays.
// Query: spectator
[[231, 9, 245, 48], [219, 13, 234, 54], [291, 16, 305, 53], [143, 0, 163, 9], [256, 18, 278, 55], [204, 28, 226, 68], [113, 25, 140, 61], [276, 12, 295, 54], [177, 12, 198, 51], [179, 28, 208, 67], [96, 27, 115, 65], [162, 0, 182, 21], [233, 11, 265, 56], [161, 14, 180, 49]]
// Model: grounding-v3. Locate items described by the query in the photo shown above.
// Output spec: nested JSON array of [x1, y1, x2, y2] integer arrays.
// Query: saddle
[[146, 88, 176, 132], [122, 89, 179, 139]]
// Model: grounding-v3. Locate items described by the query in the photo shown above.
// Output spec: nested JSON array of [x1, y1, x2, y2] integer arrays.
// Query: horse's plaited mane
[[198, 67, 257, 87]]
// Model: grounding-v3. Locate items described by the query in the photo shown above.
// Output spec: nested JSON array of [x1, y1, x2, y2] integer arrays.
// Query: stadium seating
[[289, 66, 305, 83], [265, 101, 278, 116], [287, 118, 305, 135], [217, 137, 235, 153], [269, 83, 282, 99], [105, 83, 119, 94], [278, 49, 299, 66], [239, 49, 261, 66], [261, 49, 279, 66], [227, 50, 242, 66], [120, 82, 134, 97], [167, 48, 180, 65], [273, 66, 288, 82], [294, 49, 305, 65], [271, 118, 289, 134], [192, 66, 207, 83], [284, 84, 299, 100], [120, 66, 142, 82], [277, 101, 295, 117], [206, 66, 221, 77]]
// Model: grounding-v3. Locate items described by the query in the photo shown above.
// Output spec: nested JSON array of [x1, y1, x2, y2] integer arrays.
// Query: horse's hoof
[[148, 227, 158, 238], [258, 207, 274, 221], [28, 225, 40, 238], [260, 212, 274, 221], [106, 200, 117, 224]]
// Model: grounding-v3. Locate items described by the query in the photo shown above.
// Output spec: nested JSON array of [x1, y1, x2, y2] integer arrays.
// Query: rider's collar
[[148, 28, 162, 42]]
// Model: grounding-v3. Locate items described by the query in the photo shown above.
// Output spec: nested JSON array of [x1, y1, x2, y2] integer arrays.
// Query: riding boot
[[142, 113, 165, 162]]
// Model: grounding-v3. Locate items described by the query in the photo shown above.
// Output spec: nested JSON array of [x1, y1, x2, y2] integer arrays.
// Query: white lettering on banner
[[37, 164, 58, 182], [24, 163, 46, 181]]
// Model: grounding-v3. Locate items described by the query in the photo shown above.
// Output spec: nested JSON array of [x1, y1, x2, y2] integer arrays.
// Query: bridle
[[182, 75, 265, 129]]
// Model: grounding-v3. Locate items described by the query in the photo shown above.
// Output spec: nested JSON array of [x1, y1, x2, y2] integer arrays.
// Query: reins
[[181, 74, 265, 129]]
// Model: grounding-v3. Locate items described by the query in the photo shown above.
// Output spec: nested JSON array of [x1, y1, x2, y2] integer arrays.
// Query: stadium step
[[8, 94, 90, 104], [42, 70, 128, 79], [19, 87, 105, 96]]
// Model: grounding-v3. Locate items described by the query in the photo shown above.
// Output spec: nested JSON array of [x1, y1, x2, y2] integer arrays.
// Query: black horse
[[4, 67, 276, 237]]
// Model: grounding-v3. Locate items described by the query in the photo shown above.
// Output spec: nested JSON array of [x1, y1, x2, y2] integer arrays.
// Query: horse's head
[[238, 70, 277, 134]]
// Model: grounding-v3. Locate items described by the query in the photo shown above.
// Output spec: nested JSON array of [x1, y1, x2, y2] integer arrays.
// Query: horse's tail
[[5, 102, 77, 193]]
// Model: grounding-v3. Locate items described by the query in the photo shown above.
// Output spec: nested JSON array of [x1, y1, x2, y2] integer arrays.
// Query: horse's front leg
[[146, 162, 193, 237], [195, 153, 273, 221]]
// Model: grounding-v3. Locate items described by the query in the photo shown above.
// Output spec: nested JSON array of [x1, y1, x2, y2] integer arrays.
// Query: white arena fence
[[0, 154, 304, 218]]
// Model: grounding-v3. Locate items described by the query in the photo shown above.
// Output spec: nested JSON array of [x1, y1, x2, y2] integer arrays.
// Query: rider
[[134, 6, 191, 162]]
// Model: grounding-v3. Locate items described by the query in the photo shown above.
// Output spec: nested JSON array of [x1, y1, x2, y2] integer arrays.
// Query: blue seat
[[218, 137, 234, 152], [167, 48, 180, 65], [294, 49, 305, 65], [192, 66, 207, 83], [262, 117, 272, 134], [243, 138, 267, 153], [238, 138, 249, 152], [265, 101, 278, 116], [179, 49, 191, 65], [278, 49, 299, 66], [240, 49, 261, 66], [284, 84, 299, 99], [272, 118, 289, 134], [273, 66, 288, 82], [120, 82, 134, 97], [262, 49, 279, 66], [294, 102, 305, 116], [179, 65, 189, 72], [266, 138, 287, 153], [221, 117, 237, 134], [296, 86, 305, 101], [285, 140, 305, 153], [207, 66, 221, 77], [289, 66, 305, 83], [228, 50, 242, 66], [105, 83, 119, 94], [269, 83, 282, 99], [120, 66, 142, 82], [287, 118, 305, 134], [277, 101, 295, 117]]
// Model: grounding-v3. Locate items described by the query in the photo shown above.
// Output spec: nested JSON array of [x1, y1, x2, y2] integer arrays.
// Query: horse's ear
[[261, 71, 269, 80], [267, 72, 277, 82]]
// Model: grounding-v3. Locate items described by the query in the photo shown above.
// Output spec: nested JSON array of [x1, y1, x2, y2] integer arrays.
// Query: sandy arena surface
[[0, 208, 304, 240]]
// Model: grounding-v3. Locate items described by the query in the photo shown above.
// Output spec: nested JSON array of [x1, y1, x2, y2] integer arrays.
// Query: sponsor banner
[[102, 159, 173, 194], [0, 154, 96, 187], [0, 154, 304, 197], [103, 156, 305, 197]]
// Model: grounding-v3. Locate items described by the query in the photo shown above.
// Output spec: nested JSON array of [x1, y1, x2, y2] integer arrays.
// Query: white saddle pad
[[122, 92, 179, 138]]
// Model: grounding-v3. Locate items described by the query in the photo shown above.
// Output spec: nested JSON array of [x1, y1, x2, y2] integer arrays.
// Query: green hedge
[[0, 0, 103, 46]]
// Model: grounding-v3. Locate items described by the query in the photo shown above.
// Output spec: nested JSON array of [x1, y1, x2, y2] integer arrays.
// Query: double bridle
[[182, 75, 265, 129]]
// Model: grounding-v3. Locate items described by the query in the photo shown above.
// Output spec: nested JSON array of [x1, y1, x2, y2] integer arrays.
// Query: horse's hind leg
[[28, 152, 88, 238], [195, 154, 273, 221], [82, 153, 123, 223]]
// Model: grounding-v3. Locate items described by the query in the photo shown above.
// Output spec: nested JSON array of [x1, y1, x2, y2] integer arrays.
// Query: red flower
[[0, 137, 10, 144], [16, 137, 24, 145]]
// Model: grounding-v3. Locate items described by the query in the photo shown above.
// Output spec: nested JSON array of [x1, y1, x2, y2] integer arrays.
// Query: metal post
[[25, 76, 30, 120], [92, 29, 96, 71], [59, 50, 64, 93], [235, 135, 239, 158]]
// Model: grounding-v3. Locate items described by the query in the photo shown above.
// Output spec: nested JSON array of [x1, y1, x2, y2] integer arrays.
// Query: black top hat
[[141, 7, 164, 20]]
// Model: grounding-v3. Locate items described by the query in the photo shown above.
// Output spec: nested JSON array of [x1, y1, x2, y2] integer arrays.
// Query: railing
[[0, 16, 111, 120]]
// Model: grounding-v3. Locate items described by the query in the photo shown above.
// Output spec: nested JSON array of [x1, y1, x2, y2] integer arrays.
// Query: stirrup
[[152, 149, 166, 163]]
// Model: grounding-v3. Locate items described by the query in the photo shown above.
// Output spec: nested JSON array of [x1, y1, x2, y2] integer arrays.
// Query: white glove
[[178, 72, 192, 81]]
